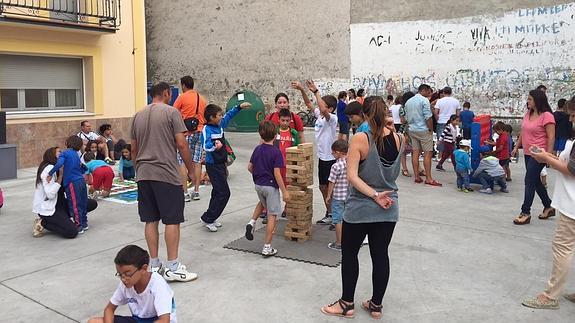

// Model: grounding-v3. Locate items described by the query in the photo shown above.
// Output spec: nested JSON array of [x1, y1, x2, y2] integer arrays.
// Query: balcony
[[0, 0, 121, 32]]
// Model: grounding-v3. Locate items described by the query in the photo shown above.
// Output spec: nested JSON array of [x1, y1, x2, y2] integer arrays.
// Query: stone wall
[[145, 0, 350, 111], [7, 118, 132, 168], [145, 0, 574, 116]]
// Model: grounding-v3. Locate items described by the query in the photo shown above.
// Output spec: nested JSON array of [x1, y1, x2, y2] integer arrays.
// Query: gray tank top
[[343, 131, 403, 223]]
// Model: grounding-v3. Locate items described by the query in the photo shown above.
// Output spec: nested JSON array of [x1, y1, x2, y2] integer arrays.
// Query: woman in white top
[[33, 147, 98, 238], [522, 96, 575, 309], [389, 96, 403, 133]]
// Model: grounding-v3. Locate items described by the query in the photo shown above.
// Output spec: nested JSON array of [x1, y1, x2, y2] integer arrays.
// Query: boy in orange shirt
[[174, 76, 208, 202]]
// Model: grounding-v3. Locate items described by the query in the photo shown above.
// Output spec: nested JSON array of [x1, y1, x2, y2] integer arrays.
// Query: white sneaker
[[205, 222, 218, 232], [162, 263, 198, 282], [184, 193, 192, 202], [479, 188, 493, 194], [192, 191, 200, 200], [214, 222, 222, 228], [262, 246, 277, 257]]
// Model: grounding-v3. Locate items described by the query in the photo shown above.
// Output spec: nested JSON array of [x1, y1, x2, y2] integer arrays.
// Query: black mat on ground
[[223, 220, 342, 267]]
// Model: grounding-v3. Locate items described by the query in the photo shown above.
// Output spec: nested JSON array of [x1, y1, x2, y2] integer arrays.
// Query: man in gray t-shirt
[[131, 82, 197, 282]]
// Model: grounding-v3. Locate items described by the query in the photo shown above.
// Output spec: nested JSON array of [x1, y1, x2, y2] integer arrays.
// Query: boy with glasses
[[88, 245, 177, 323]]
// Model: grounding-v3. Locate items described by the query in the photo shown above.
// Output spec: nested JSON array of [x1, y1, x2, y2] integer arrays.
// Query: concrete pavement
[[0, 129, 574, 322]]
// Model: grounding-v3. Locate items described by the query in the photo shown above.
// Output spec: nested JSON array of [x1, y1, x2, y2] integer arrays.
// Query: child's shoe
[[457, 187, 463, 192], [245, 223, 254, 241], [435, 165, 446, 172], [184, 192, 192, 202], [500, 188, 509, 193], [328, 242, 342, 251], [479, 188, 493, 194], [316, 213, 333, 225], [466, 187, 474, 192], [462, 188, 470, 193], [262, 245, 277, 257], [191, 191, 200, 200], [204, 222, 218, 232]]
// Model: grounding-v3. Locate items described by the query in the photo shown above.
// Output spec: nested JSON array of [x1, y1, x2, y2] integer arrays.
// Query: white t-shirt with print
[[110, 272, 177, 323], [313, 108, 338, 161], [77, 131, 100, 142], [435, 96, 461, 124], [552, 140, 575, 220]]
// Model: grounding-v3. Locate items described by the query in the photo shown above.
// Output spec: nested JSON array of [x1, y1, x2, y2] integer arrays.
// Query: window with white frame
[[0, 54, 84, 114]]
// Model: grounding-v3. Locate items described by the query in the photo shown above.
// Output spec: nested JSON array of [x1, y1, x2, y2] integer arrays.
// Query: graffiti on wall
[[349, 3, 575, 116]]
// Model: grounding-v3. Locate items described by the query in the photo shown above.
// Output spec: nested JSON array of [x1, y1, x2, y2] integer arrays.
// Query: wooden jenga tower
[[284, 143, 314, 242]]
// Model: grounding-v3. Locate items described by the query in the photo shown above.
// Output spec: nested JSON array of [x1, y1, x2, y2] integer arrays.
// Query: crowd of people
[[28, 75, 575, 321]]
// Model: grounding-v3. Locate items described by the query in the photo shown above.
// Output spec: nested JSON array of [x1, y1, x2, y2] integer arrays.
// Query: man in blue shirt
[[404, 84, 442, 186]]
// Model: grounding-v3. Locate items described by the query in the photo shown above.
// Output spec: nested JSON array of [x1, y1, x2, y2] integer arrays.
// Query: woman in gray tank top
[[321, 97, 404, 319]]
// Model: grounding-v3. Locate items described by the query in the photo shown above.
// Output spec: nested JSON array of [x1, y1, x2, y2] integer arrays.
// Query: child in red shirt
[[486, 121, 511, 181], [274, 108, 301, 184]]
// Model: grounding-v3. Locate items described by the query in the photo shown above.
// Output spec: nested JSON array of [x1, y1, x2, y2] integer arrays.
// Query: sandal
[[418, 170, 426, 177], [513, 214, 531, 225], [361, 299, 383, 319], [425, 180, 443, 187], [538, 207, 556, 220], [402, 169, 412, 177], [414, 178, 423, 184], [320, 299, 354, 318]]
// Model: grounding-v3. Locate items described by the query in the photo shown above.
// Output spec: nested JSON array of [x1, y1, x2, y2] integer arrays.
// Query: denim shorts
[[331, 199, 346, 224]]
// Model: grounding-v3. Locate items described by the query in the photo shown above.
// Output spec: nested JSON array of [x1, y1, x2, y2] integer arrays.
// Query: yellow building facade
[[0, 0, 146, 168]]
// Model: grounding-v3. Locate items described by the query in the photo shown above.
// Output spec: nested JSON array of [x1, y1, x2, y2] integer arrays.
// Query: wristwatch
[[372, 191, 379, 199]]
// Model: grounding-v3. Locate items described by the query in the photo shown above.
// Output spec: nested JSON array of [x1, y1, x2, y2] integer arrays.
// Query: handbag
[[184, 92, 201, 132]]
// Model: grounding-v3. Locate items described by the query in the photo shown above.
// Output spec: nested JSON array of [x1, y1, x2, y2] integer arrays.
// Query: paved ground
[[0, 129, 574, 322]]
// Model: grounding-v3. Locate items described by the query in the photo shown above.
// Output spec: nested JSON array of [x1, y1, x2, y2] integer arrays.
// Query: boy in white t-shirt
[[293, 80, 338, 224], [88, 245, 177, 323]]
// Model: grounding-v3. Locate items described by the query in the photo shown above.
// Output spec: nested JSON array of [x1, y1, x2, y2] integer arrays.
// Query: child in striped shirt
[[325, 140, 349, 251], [436, 114, 460, 171]]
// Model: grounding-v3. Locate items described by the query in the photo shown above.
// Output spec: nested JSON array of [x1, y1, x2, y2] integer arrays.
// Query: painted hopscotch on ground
[[103, 179, 138, 205], [349, 3, 575, 116]]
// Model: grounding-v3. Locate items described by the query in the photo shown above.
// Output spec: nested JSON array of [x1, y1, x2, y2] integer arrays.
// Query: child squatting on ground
[[245, 121, 290, 257], [325, 139, 349, 251], [200, 101, 251, 232], [454, 139, 473, 192], [118, 144, 136, 181], [88, 245, 177, 323], [472, 154, 509, 194], [47, 135, 89, 233], [83, 152, 115, 199]]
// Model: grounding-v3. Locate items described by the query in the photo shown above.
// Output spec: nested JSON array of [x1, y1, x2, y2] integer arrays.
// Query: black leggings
[[341, 221, 396, 305], [40, 198, 98, 239]]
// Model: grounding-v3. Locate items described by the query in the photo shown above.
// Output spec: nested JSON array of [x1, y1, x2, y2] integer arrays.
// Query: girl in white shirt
[[522, 96, 575, 309], [33, 147, 98, 238]]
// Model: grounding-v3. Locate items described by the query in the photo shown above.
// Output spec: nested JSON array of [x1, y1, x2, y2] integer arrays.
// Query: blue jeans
[[521, 155, 552, 215], [436, 123, 446, 153], [456, 169, 470, 189], [474, 171, 507, 190]]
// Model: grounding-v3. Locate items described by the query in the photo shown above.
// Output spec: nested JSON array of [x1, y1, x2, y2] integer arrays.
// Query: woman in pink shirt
[[512, 89, 556, 225]]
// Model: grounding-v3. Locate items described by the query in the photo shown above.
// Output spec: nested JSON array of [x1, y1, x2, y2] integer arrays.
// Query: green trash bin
[[225, 90, 266, 132]]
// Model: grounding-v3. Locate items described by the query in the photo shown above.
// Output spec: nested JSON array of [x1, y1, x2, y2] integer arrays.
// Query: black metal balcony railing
[[0, 0, 121, 30]]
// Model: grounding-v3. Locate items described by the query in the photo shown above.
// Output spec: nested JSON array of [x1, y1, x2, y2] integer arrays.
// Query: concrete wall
[[145, 0, 574, 116], [145, 0, 350, 109]]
